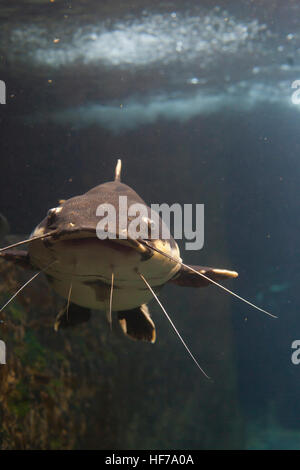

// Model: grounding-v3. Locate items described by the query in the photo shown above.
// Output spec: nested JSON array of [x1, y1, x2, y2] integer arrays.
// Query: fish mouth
[[30, 224, 151, 255], [55, 235, 148, 257], [31, 221, 181, 263]]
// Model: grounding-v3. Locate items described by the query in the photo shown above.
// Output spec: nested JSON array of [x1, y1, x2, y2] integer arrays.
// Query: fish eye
[[47, 208, 56, 217], [47, 206, 61, 226]]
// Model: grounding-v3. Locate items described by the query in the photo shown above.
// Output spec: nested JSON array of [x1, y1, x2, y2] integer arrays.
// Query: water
[[0, 0, 299, 450]]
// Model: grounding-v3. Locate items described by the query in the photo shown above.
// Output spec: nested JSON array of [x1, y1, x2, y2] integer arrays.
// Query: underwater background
[[0, 0, 299, 450]]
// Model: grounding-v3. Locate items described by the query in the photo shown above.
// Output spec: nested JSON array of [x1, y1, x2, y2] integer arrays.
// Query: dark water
[[0, 0, 299, 450]]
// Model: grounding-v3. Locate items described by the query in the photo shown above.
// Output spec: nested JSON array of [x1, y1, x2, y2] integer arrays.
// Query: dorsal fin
[[114, 159, 122, 182]]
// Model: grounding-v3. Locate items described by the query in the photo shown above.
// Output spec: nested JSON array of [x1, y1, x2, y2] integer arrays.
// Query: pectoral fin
[[0, 249, 31, 269], [54, 303, 91, 331], [118, 304, 156, 343], [169, 265, 238, 288]]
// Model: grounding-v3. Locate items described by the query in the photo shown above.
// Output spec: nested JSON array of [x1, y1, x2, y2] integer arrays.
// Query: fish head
[[28, 177, 182, 310]]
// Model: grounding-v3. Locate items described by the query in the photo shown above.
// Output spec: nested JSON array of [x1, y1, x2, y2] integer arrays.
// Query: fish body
[[29, 178, 182, 312], [0, 160, 241, 363]]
